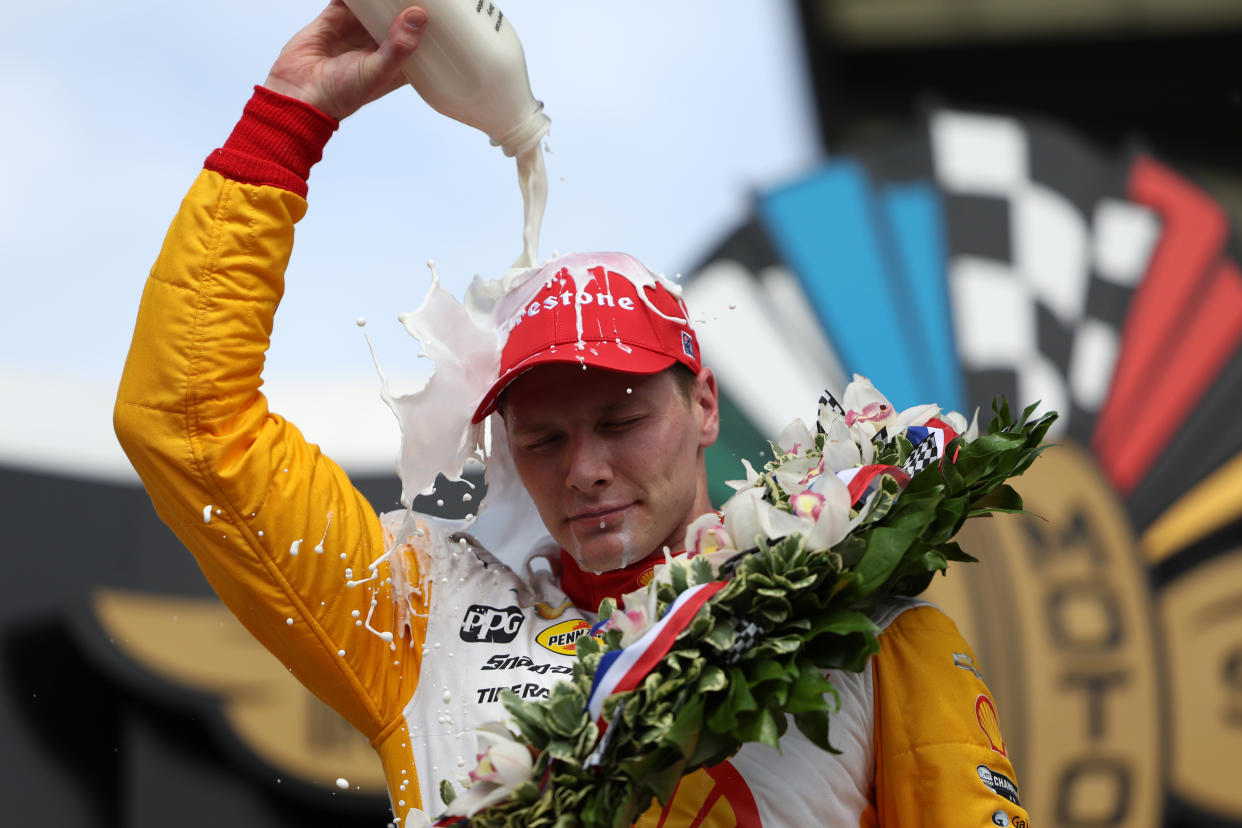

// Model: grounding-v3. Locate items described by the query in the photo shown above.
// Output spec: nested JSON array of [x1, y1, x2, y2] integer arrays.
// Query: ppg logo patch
[[460, 605, 525, 643], [681, 330, 695, 360]]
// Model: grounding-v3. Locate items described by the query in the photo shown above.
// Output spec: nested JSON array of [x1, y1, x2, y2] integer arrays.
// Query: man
[[116, 3, 1033, 826]]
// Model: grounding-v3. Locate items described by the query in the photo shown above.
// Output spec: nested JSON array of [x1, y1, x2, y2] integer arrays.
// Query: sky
[[0, 0, 820, 480]]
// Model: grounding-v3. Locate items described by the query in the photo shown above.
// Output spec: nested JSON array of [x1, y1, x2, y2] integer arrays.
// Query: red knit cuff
[[204, 86, 339, 198]]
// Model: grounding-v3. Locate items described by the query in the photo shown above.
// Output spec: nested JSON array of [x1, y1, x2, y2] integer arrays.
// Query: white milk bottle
[[342, 0, 550, 158]]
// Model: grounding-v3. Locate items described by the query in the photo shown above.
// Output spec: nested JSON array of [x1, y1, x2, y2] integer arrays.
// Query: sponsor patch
[[977, 764, 1022, 806], [537, 619, 594, 655], [459, 604, 524, 644], [954, 651, 985, 681], [480, 654, 572, 674], [976, 694, 1008, 756], [991, 810, 1010, 826], [681, 330, 696, 359]]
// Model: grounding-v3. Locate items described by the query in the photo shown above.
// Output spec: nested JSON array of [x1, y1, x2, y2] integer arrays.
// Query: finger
[[366, 6, 427, 81]]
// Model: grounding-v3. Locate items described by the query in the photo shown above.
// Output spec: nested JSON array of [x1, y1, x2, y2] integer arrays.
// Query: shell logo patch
[[976, 694, 1007, 757], [536, 619, 593, 655]]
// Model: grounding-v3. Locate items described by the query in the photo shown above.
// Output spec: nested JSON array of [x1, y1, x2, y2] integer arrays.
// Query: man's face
[[503, 364, 719, 573]]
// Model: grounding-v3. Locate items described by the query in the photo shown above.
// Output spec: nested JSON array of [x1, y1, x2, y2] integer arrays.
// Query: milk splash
[[369, 251, 690, 572]]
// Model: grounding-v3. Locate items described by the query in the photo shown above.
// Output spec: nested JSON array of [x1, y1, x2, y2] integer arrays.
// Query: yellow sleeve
[[114, 169, 425, 742], [872, 605, 1033, 828]]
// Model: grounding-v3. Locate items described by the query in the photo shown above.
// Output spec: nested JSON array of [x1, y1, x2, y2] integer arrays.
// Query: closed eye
[[601, 416, 644, 432]]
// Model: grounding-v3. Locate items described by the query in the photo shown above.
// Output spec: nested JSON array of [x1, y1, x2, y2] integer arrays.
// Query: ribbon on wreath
[[584, 581, 727, 723]]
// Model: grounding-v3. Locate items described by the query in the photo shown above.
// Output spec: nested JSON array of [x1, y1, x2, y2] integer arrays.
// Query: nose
[[565, 433, 612, 493]]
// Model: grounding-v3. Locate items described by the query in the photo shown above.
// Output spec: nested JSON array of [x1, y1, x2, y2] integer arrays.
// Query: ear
[[693, 367, 720, 449]]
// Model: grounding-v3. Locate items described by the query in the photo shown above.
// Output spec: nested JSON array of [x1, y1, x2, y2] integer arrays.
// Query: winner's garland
[[433, 377, 1057, 828]]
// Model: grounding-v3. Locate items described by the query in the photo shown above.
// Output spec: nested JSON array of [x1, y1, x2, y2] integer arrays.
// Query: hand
[[263, 1, 427, 121]]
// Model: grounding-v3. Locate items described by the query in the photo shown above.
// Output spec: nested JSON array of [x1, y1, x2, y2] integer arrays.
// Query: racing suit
[[115, 86, 1034, 828]]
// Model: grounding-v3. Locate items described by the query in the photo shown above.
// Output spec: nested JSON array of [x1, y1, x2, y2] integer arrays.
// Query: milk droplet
[[337, 649, 346, 657], [442, 690, 452, 703], [728, 304, 737, 310], [351, 609, 361, 618], [289, 540, 302, 556], [335, 777, 349, 790], [626, 388, 633, 394], [461, 493, 472, 502], [257, 530, 264, 537], [286, 618, 294, 625], [339, 552, 347, 560], [355, 316, 367, 327], [381, 631, 394, 642], [436, 499, 444, 507], [599, 520, 606, 529], [202, 505, 213, 523]]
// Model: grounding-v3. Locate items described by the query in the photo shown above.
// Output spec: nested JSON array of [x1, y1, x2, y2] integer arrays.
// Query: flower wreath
[[433, 376, 1057, 828]]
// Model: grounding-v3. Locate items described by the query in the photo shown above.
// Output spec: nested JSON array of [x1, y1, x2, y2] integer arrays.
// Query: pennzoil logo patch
[[537, 619, 593, 655]]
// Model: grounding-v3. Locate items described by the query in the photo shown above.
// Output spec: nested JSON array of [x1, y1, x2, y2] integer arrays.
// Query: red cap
[[472, 252, 701, 422]]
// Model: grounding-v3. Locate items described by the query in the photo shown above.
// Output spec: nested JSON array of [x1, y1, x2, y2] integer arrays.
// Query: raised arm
[[114, 1, 428, 751]]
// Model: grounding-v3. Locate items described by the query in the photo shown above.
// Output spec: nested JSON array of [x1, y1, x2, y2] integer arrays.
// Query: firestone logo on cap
[[472, 254, 702, 423], [504, 271, 643, 335]]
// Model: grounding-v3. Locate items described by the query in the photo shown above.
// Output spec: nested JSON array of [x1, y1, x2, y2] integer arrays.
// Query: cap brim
[[471, 342, 677, 423]]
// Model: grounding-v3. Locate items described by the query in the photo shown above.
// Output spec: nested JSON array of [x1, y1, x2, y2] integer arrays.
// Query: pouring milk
[[342, 0, 550, 266]]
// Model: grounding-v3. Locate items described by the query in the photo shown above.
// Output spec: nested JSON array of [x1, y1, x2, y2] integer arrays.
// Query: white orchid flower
[[840, 375, 945, 443], [772, 455, 822, 496], [841, 375, 896, 437], [816, 397, 847, 435], [600, 605, 655, 647], [683, 511, 736, 557], [721, 488, 812, 552], [444, 722, 535, 817], [776, 418, 815, 456], [942, 408, 980, 442], [892, 403, 942, 432], [725, 458, 762, 493]]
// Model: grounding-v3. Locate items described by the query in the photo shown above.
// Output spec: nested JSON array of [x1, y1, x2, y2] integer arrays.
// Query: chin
[[564, 537, 647, 573]]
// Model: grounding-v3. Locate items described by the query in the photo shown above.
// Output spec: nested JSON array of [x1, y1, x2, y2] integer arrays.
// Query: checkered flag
[[817, 388, 847, 434], [723, 620, 765, 665], [929, 109, 1160, 445], [901, 434, 941, 476]]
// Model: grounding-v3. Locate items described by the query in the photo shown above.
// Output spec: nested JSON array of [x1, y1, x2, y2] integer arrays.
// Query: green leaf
[[968, 483, 1024, 515], [793, 710, 839, 754], [785, 665, 838, 714], [854, 527, 917, 593]]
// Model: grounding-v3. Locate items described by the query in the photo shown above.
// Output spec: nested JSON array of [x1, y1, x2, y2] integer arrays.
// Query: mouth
[[566, 503, 634, 526]]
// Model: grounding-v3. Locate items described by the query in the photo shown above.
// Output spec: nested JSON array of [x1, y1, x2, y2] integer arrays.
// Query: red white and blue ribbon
[[585, 581, 728, 723]]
